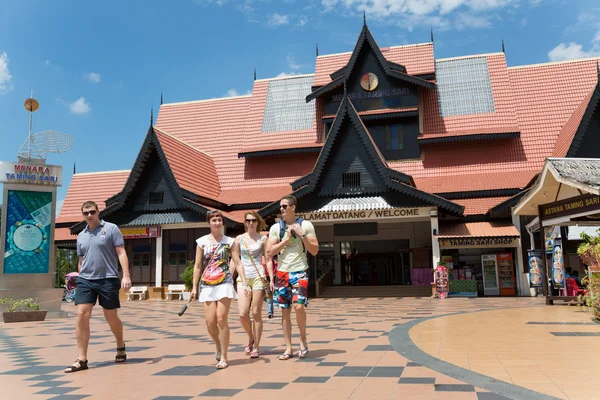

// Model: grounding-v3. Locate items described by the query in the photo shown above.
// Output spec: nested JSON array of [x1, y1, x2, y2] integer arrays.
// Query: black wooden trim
[[291, 173, 314, 191], [438, 189, 523, 200], [308, 24, 433, 103], [414, 73, 435, 81], [238, 146, 322, 158], [306, 77, 344, 103], [323, 110, 419, 122], [387, 70, 435, 89], [488, 189, 530, 217], [418, 131, 520, 145], [566, 81, 600, 157]]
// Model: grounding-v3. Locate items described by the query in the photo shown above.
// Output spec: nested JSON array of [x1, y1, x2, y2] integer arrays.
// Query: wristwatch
[[301, 233, 307, 238]]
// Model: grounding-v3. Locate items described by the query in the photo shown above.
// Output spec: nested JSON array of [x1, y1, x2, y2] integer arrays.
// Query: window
[[342, 172, 361, 187], [149, 191, 164, 204], [385, 124, 404, 151]]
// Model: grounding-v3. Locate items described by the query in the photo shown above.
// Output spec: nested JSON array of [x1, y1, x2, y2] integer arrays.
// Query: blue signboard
[[3, 190, 52, 274]]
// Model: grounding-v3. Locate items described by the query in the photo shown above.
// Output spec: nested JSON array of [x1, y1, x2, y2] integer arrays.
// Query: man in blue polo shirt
[[65, 201, 132, 373]]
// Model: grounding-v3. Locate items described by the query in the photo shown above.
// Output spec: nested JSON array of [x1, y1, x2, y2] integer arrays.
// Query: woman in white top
[[231, 211, 274, 358], [191, 210, 249, 369]]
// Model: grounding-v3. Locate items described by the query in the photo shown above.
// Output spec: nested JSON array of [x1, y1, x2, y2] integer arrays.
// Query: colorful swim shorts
[[273, 270, 308, 308]]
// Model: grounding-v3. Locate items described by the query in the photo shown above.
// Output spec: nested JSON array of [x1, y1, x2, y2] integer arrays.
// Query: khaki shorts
[[237, 276, 265, 291]]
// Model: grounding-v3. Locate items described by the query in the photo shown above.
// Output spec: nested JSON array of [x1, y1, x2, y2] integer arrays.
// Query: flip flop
[[216, 360, 228, 369], [250, 350, 259, 359], [245, 340, 254, 354], [278, 352, 293, 361], [298, 346, 308, 358]]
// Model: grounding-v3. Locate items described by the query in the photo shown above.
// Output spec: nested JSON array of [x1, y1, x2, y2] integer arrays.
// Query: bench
[[166, 284, 187, 300], [127, 286, 148, 301]]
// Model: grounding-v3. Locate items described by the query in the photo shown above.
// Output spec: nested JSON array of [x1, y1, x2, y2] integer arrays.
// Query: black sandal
[[116, 345, 127, 363], [64, 359, 88, 373]]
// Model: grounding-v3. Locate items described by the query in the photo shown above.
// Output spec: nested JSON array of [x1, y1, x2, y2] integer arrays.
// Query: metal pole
[[537, 205, 552, 305]]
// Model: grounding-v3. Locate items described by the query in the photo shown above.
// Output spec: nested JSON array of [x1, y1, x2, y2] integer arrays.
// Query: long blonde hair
[[244, 211, 266, 233]]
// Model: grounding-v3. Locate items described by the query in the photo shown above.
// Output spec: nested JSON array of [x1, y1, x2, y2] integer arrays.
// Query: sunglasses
[[246, 218, 258, 223], [82, 210, 97, 216], [280, 204, 293, 209]]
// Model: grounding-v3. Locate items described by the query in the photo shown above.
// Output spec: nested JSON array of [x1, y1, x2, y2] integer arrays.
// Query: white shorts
[[198, 283, 237, 303]]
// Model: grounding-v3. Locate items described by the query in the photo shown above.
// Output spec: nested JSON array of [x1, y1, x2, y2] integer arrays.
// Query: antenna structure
[[18, 93, 74, 161]]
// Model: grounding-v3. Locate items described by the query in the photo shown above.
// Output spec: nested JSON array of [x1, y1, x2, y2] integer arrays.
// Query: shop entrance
[[341, 240, 411, 285]]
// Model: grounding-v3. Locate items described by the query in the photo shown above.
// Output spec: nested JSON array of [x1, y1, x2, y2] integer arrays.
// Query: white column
[[430, 210, 440, 268], [512, 213, 531, 297], [155, 234, 163, 288]]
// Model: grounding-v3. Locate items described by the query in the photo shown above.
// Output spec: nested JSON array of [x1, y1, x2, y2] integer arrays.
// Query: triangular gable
[[70, 126, 236, 233], [553, 76, 600, 158], [306, 24, 434, 103], [259, 97, 463, 217]]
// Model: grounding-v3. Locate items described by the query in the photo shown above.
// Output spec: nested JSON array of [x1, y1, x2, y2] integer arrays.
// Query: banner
[[545, 226, 560, 254], [4, 190, 52, 274], [552, 239, 564, 288], [120, 226, 160, 239], [527, 249, 543, 288]]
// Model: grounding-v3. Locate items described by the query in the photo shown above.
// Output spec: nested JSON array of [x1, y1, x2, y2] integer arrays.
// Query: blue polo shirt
[[77, 220, 124, 280]]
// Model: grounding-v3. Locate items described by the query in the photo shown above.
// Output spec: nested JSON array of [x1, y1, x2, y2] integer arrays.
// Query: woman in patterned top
[[191, 210, 249, 369], [231, 211, 274, 359]]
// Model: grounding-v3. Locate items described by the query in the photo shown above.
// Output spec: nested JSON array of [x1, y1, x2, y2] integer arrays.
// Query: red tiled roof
[[154, 127, 220, 199], [422, 54, 519, 137], [217, 185, 292, 204], [57, 170, 130, 224], [314, 43, 434, 87], [324, 106, 419, 119], [438, 221, 520, 238], [551, 84, 596, 157], [240, 141, 322, 155], [415, 170, 537, 194], [54, 227, 77, 242], [156, 96, 252, 190], [452, 197, 511, 216], [242, 76, 322, 152]]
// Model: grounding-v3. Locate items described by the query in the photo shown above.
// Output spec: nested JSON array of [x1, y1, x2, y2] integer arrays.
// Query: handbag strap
[[241, 235, 267, 283]]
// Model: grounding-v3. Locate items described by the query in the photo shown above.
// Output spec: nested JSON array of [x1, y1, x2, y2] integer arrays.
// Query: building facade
[[55, 23, 600, 297]]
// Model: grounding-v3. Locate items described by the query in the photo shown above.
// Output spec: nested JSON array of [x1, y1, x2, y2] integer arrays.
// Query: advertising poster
[[552, 239, 564, 288], [527, 249, 543, 288], [545, 226, 560, 254], [3, 190, 52, 274]]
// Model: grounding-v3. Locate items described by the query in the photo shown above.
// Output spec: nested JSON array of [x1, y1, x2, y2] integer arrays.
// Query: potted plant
[[1, 298, 47, 323], [578, 272, 600, 322], [577, 230, 600, 273], [180, 260, 195, 301]]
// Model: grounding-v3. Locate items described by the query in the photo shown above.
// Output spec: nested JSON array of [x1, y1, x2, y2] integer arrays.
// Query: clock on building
[[360, 72, 379, 91]]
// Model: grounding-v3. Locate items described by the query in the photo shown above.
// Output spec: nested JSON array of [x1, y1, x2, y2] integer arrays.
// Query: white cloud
[[297, 16, 308, 27], [225, 88, 251, 97], [44, 59, 51, 65], [275, 72, 299, 78], [268, 13, 289, 26], [69, 97, 91, 114], [519, 18, 527, 28], [86, 72, 101, 83], [0, 52, 14, 94], [287, 53, 301, 70], [548, 40, 599, 62], [321, 0, 524, 31]]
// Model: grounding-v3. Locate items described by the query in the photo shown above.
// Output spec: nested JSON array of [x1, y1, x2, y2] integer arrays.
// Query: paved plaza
[[1, 297, 599, 400]]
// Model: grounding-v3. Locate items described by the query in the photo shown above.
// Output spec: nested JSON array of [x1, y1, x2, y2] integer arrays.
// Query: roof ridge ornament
[[431, 28, 434, 43], [160, 92, 163, 105], [316, 43, 319, 57], [254, 67, 257, 81], [150, 104, 154, 126], [502, 39, 505, 54], [363, 10, 366, 26]]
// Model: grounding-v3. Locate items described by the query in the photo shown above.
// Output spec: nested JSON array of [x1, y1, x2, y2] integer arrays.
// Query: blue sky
[[1, 0, 599, 213]]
